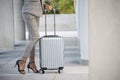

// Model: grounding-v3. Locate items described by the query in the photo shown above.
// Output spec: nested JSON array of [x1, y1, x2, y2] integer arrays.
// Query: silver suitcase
[[39, 9, 64, 74]]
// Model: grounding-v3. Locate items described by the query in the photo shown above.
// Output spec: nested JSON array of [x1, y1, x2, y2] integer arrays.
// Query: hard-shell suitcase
[[39, 9, 64, 74]]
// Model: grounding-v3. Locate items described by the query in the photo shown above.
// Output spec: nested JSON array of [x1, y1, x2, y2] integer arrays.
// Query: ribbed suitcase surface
[[39, 36, 64, 73]]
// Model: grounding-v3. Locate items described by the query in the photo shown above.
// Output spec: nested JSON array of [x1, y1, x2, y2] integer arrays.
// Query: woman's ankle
[[29, 56, 35, 62], [21, 57, 27, 62]]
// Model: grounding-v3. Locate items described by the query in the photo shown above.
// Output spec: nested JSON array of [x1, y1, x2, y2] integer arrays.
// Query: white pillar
[[0, 0, 14, 50], [13, 0, 25, 41], [76, 0, 88, 60], [89, 0, 120, 80]]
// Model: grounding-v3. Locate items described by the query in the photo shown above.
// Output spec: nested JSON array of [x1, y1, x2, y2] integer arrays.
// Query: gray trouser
[[22, 13, 40, 58]]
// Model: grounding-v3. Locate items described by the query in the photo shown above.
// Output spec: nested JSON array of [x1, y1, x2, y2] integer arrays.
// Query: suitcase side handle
[[44, 9, 56, 36]]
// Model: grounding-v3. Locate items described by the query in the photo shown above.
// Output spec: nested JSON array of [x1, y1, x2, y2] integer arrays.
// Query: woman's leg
[[29, 17, 39, 62], [17, 13, 39, 73], [22, 13, 39, 59], [28, 17, 40, 73]]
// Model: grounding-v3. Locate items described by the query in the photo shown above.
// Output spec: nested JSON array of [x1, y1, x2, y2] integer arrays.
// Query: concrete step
[[63, 37, 78, 47], [64, 46, 80, 64]]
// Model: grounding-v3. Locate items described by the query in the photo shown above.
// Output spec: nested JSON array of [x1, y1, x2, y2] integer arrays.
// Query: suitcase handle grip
[[44, 9, 56, 36]]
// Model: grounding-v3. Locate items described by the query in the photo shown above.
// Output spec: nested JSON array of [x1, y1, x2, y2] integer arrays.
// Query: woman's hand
[[44, 4, 52, 10]]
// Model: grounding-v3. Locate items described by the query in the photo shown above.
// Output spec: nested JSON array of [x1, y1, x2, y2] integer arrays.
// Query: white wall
[[89, 0, 120, 80], [13, 0, 25, 41], [0, 0, 14, 50]]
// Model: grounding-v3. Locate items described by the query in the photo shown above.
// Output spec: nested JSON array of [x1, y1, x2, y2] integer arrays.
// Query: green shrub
[[45, 0, 75, 14]]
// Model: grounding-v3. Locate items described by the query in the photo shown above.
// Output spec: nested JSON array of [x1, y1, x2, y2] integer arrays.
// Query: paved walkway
[[0, 41, 88, 80]]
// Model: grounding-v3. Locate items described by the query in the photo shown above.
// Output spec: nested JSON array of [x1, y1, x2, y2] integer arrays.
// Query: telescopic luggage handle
[[44, 9, 56, 36]]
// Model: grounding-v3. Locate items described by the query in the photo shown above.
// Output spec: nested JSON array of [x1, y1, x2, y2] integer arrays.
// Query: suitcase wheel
[[58, 67, 64, 73], [58, 69, 63, 73], [39, 69, 45, 74]]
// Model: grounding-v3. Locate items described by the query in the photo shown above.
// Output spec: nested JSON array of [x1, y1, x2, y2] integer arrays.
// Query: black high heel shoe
[[15, 60, 26, 74], [27, 62, 39, 73]]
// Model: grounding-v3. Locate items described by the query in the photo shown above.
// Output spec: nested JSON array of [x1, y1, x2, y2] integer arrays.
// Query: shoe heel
[[14, 64, 16, 68], [27, 64, 30, 72], [14, 61, 17, 68], [28, 68, 30, 72]]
